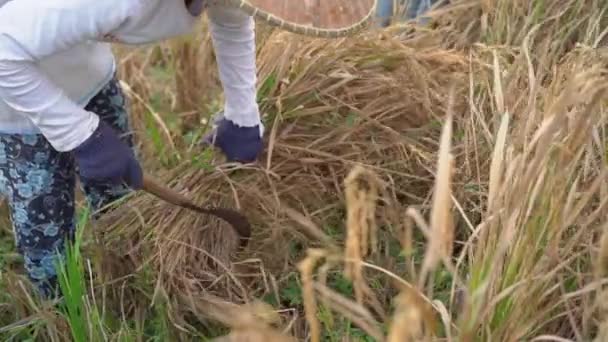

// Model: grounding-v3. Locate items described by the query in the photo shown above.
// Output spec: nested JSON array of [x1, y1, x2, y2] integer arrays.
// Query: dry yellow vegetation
[[0, 0, 607, 341]]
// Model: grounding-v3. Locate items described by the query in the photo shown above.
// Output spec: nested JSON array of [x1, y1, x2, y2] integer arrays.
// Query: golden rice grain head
[[297, 249, 327, 342]]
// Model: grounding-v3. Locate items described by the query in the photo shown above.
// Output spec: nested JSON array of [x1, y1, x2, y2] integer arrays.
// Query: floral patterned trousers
[[0, 76, 136, 298]]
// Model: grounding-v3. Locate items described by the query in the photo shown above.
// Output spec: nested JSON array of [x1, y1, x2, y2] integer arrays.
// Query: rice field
[[0, 0, 607, 341]]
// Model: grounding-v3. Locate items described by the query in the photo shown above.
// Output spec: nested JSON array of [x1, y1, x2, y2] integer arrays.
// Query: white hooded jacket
[[0, 0, 261, 152]]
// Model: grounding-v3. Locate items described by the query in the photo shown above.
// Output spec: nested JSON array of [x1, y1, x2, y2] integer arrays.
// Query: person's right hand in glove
[[71, 120, 143, 190]]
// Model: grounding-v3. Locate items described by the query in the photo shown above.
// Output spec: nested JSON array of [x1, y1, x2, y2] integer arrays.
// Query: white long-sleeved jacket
[[0, 0, 261, 152]]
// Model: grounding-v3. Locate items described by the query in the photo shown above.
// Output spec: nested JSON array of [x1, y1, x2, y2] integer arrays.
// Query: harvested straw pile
[[96, 30, 471, 327], [83, 0, 608, 337], [290, 51, 608, 342]]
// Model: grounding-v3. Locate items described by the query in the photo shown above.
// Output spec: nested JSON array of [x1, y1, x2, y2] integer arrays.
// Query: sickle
[[141, 173, 252, 248]]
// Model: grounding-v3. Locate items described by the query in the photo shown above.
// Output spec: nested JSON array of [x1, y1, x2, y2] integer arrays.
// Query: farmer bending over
[[0, 0, 263, 298]]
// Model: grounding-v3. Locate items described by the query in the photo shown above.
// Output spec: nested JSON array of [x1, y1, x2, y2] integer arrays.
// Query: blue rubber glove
[[72, 120, 143, 189], [202, 115, 263, 163]]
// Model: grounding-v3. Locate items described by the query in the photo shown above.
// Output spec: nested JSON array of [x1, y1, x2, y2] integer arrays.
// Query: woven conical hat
[[214, 0, 377, 38]]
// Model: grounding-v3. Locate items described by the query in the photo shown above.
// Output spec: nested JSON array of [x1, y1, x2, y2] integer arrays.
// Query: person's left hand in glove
[[202, 112, 263, 163], [201, 4, 265, 163]]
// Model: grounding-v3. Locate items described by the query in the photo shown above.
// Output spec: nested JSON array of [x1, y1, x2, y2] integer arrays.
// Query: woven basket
[[212, 0, 377, 38]]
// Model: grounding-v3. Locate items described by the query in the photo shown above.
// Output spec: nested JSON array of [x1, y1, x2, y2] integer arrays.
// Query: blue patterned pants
[[0, 76, 136, 298]]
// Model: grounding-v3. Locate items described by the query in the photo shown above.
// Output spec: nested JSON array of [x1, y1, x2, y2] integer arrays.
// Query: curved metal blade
[[141, 174, 251, 248]]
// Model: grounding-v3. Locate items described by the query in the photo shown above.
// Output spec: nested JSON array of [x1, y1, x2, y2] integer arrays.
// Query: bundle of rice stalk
[[97, 163, 258, 304], [252, 30, 470, 209], [454, 48, 608, 339], [97, 29, 473, 330]]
